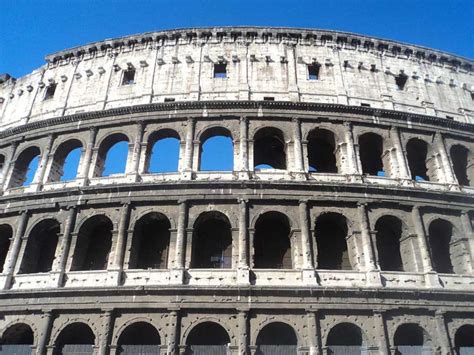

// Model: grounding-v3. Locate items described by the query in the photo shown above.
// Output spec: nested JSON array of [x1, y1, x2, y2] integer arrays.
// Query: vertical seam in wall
[[149, 40, 160, 103], [26, 68, 46, 123], [102, 53, 117, 111], [61, 61, 79, 116], [197, 41, 203, 101]]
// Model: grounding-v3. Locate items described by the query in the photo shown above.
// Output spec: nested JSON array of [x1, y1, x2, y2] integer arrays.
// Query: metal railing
[[55, 344, 94, 355], [0, 345, 32, 355], [184, 345, 227, 355], [255, 345, 298, 355]]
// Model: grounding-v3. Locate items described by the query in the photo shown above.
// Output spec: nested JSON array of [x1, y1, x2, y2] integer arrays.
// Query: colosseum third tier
[[0, 27, 473, 355]]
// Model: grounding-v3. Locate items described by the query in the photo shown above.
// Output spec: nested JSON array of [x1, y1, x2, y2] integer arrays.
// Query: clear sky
[[1, 0, 473, 78]]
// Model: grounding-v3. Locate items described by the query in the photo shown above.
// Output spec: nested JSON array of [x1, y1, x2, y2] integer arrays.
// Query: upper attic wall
[[0, 27, 473, 131]]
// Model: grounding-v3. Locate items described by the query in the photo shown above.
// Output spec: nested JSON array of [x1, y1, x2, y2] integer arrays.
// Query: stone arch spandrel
[[180, 315, 237, 346], [111, 315, 166, 346]]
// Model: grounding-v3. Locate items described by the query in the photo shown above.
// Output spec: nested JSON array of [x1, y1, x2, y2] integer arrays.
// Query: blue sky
[[1, 0, 473, 78]]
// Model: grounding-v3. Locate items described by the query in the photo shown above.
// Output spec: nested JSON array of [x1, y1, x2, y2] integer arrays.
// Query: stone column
[[373, 310, 389, 355], [36, 311, 54, 355], [357, 203, 377, 271], [52, 206, 77, 287], [78, 127, 98, 184], [434, 132, 457, 184], [306, 311, 321, 355], [238, 310, 249, 355], [434, 311, 452, 354], [0, 141, 18, 191], [182, 117, 195, 179], [32, 134, 54, 191], [239, 116, 249, 178], [237, 199, 250, 284], [292, 117, 304, 173], [460, 211, 474, 267], [343, 122, 360, 175], [98, 310, 114, 355], [171, 200, 187, 284], [299, 201, 316, 285], [167, 309, 179, 355], [390, 127, 410, 179], [1, 210, 28, 289], [110, 202, 131, 286], [127, 121, 145, 181], [411, 206, 434, 272]]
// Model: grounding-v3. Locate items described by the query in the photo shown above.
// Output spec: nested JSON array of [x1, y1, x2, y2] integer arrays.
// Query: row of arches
[[5, 125, 472, 188], [2, 320, 473, 354], [0, 209, 469, 276]]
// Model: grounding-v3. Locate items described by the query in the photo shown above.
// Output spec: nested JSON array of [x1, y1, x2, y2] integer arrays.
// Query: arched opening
[[19, 219, 60, 274], [146, 130, 180, 173], [455, 325, 474, 354], [359, 133, 385, 176], [0, 224, 13, 273], [254, 211, 292, 269], [256, 322, 298, 355], [117, 322, 161, 355], [406, 138, 430, 181], [10, 146, 41, 188], [129, 213, 170, 269], [199, 128, 233, 171], [71, 215, 113, 271], [95, 134, 129, 177], [315, 213, 351, 270], [1, 323, 34, 353], [450, 145, 472, 186], [185, 321, 230, 355], [307, 129, 338, 173], [327, 323, 363, 354], [394, 324, 426, 355], [0, 154, 5, 181], [192, 212, 232, 269], [55, 322, 95, 355], [375, 216, 404, 271], [49, 139, 83, 182], [428, 219, 455, 274], [254, 128, 286, 170]]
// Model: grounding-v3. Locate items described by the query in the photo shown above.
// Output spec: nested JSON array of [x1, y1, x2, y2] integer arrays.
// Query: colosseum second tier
[[0, 27, 473, 355]]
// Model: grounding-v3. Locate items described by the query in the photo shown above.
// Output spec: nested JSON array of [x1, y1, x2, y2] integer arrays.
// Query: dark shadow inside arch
[[50, 139, 83, 182], [375, 216, 404, 272], [10, 146, 41, 188], [359, 133, 384, 176], [129, 213, 170, 269], [254, 211, 291, 269], [191, 212, 232, 269], [146, 129, 180, 173], [450, 144, 471, 186], [327, 323, 363, 349], [315, 213, 351, 270], [1, 323, 34, 344], [394, 324, 424, 346], [55, 322, 95, 355], [185, 321, 230, 355], [428, 219, 454, 274], [307, 129, 337, 173], [0, 224, 13, 273], [256, 322, 298, 355], [70, 215, 113, 271], [406, 138, 429, 181], [199, 128, 234, 171], [117, 321, 160, 354], [95, 134, 129, 177], [19, 219, 60, 274], [254, 127, 286, 170], [455, 324, 474, 351]]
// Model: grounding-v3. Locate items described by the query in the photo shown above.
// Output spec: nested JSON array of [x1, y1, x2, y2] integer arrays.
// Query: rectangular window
[[44, 84, 57, 100], [164, 98, 175, 102], [308, 64, 320, 80], [263, 97, 275, 101], [395, 73, 408, 90], [122, 69, 136, 85], [214, 63, 227, 78], [446, 115, 454, 120], [360, 103, 371, 107]]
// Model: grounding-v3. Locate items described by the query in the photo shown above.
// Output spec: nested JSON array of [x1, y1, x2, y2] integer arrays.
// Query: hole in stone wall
[[10, 146, 41, 188], [455, 325, 474, 349], [2, 323, 34, 344], [395, 72, 408, 90], [359, 133, 385, 176], [146, 130, 180, 173], [428, 219, 454, 274], [375, 216, 404, 271], [44, 83, 57, 100], [122, 69, 136, 85], [118, 322, 161, 346], [0, 224, 12, 273], [49, 139, 83, 182], [307, 129, 338, 173], [19, 219, 60, 274], [130, 213, 170, 269], [199, 128, 233, 171], [394, 324, 424, 345], [450, 144, 471, 186], [326, 323, 363, 346], [164, 97, 175, 102], [315, 213, 351, 270], [308, 63, 320, 80], [254, 211, 291, 269], [71, 215, 113, 271], [263, 96, 275, 101], [406, 138, 429, 181], [186, 322, 230, 345], [214, 63, 227, 78], [0, 154, 5, 173], [254, 128, 286, 170], [95, 134, 129, 177]]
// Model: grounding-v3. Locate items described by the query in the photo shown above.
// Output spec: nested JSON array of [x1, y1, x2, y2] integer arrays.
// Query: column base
[[424, 271, 442, 288], [0, 274, 12, 290], [237, 171, 251, 180], [49, 271, 64, 288], [398, 178, 415, 187], [302, 269, 318, 286], [346, 174, 364, 184], [366, 269, 383, 287], [291, 171, 307, 181], [180, 171, 193, 180], [126, 173, 141, 183], [107, 269, 122, 286], [237, 267, 250, 285], [170, 268, 185, 285]]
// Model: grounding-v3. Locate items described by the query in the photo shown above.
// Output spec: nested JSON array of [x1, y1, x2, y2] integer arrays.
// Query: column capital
[[298, 199, 309, 205], [89, 126, 98, 135], [292, 116, 301, 123], [343, 121, 353, 129], [238, 198, 248, 204], [177, 199, 188, 205], [240, 115, 248, 122]]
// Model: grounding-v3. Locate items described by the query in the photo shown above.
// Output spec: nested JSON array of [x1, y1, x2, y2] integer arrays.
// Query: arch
[[185, 321, 230, 345], [406, 138, 431, 181], [129, 212, 171, 269], [394, 323, 425, 345], [455, 324, 474, 352], [49, 139, 83, 182], [359, 132, 385, 176], [0, 224, 13, 273], [253, 211, 292, 269], [307, 128, 338, 173], [315, 213, 351, 270], [199, 127, 233, 171], [254, 127, 286, 170], [10, 146, 41, 188], [191, 211, 232, 269], [19, 218, 60, 274], [375, 215, 404, 271], [94, 133, 129, 177], [1, 322, 34, 344], [326, 323, 365, 353], [256, 322, 298, 355], [428, 219, 456, 274], [450, 144, 472, 186], [70, 215, 113, 271], [54, 322, 95, 355], [146, 129, 180, 173], [117, 321, 160, 354]]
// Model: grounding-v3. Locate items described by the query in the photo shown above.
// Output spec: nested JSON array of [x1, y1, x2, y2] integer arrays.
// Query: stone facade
[[0, 27, 473, 354]]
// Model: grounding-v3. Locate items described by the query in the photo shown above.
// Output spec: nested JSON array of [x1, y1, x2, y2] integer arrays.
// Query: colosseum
[[0, 26, 473, 355]]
